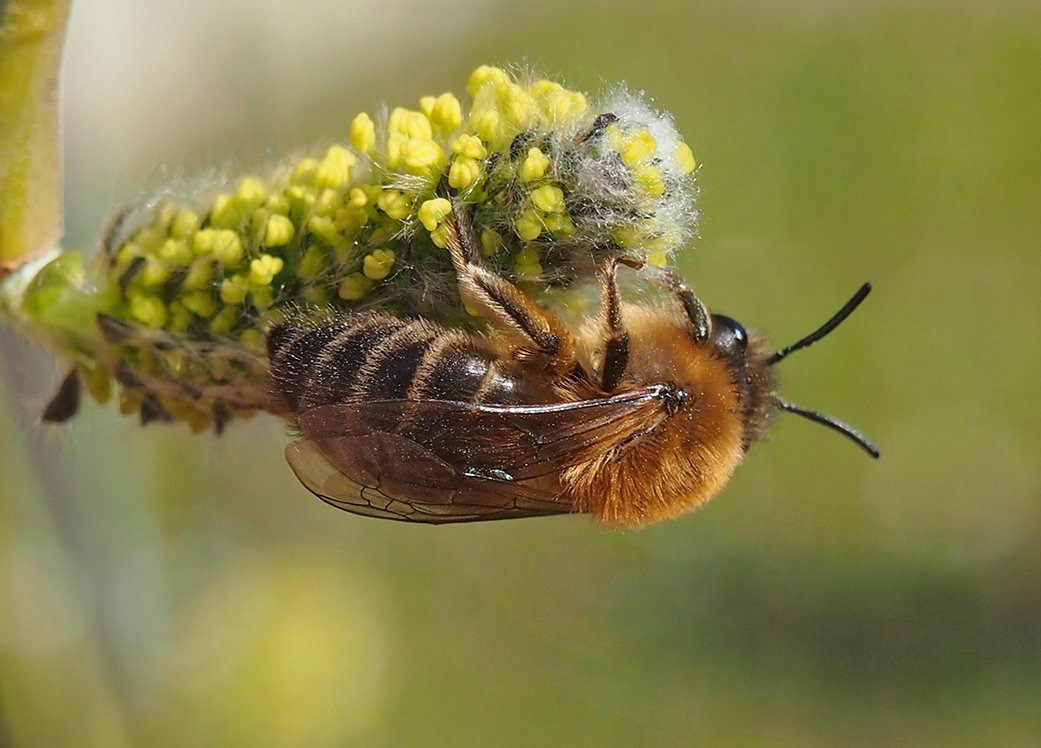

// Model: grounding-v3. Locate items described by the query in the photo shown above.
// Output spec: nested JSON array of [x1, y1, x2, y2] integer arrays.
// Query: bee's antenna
[[774, 397, 880, 458], [768, 283, 872, 366]]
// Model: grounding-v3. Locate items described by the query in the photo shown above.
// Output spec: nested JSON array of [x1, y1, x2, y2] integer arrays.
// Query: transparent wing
[[286, 437, 570, 524], [286, 385, 674, 524]]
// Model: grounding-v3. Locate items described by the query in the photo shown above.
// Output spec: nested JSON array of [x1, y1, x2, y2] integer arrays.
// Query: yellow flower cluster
[[86, 64, 700, 432]]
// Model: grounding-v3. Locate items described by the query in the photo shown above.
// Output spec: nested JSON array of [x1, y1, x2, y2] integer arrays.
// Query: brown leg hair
[[648, 266, 711, 343], [598, 257, 643, 391], [442, 205, 576, 374]]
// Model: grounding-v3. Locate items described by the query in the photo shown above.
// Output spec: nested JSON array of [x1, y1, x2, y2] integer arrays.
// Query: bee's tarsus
[[580, 112, 620, 143]]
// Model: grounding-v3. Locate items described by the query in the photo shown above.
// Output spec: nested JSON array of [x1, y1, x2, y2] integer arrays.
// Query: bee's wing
[[285, 385, 672, 524], [285, 436, 570, 523]]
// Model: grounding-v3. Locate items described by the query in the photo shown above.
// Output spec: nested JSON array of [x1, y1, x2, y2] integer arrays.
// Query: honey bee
[[269, 205, 877, 527]]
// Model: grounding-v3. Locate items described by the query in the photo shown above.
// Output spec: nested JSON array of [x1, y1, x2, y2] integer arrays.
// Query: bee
[[269, 205, 877, 527]]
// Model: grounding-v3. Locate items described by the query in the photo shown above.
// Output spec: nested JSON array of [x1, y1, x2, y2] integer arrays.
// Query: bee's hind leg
[[442, 204, 576, 374]]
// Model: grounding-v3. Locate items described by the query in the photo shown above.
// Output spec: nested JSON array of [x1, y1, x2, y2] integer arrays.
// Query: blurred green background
[[2, 0, 1039, 745]]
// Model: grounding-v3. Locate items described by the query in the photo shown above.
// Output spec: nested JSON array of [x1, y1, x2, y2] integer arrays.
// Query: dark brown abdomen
[[267, 312, 548, 413]]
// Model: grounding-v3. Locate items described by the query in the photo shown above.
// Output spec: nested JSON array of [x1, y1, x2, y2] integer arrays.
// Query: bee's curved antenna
[[767, 283, 872, 366], [774, 397, 880, 458], [768, 282, 879, 458]]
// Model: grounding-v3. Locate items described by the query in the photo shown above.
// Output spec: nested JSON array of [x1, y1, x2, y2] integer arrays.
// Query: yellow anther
[[376, 190, 411, 220], [418, 198, 453, 231], [263, 214, 295, 247], [308, 215, 339, 244], [513, 247, 543, 278], [212, 230, 245, 265], [266, 192, 290, 215], [385, 132, 405, 169], [448, 156, 482, 190], [240, 328, 264, 348], [115, 242, 139, 267], [429, 92, 463, 132], [210, 307, 239, 334], [338, 272, 372, 301], [470, 108, 505, 147], [646, 248, 669, 267], [545, 89, 588, 124], [467, 65, 511, 96], [544, 212, 575, 236], [183, 258, 214, 290], [363, 249, 395, 280], [530, 184, 566, 213], [220, 275, 250, 305], [249, 254, 284, 286], [335, 205, 368, 234], [209, 192, 242, 229], [129, 295, 168, 329], [388, 108, 433, 140], [515, 209, 543, 241], [119, 389, 144, 416], [297, 246, 325, 281], [251, 284, 275, 310], [81, 365, 112, 405], [631, 163, 665, 198], [450, 133, 488, 160], [170, 209, 199, 239], [314, 188, 344, 217], [501, 83, 536, 129], [235, 177, 268, 208], [348, 187, 368, 207], [613, 224, 643, 247], [139, 258, 170, 286], [286, 184, 316, 210], [291, 158, 320, 185], [349, 112, 376, 154], [317, 145, 355, 188], [302, 286, 331, 306], [182, 291, 218, 317], [157, 238, 192, 265], [621, 130, 657, 166], [480, 229, 504, 256], [519, 147, 551, 183], [430, 224, 451, 249], [676, 141, 697, 174], [401, 138, 445, 175]]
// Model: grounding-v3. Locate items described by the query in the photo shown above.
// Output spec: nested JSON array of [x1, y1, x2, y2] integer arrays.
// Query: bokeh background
[[2, 0, 1039, 745]]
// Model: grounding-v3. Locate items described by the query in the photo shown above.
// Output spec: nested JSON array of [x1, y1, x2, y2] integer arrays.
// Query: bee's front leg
[[646, 266, 711, 343], [442, 204, 576, 374]]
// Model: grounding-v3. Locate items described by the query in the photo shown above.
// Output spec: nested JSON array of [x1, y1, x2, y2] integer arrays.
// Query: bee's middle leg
[[598, 257, 643, 391]]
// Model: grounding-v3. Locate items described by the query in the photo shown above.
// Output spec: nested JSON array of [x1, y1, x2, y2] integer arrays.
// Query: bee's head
[[693, 285, 878, 459], [704, 312, 776, 449]]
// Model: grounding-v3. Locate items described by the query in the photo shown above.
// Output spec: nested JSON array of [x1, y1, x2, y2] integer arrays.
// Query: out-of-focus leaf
[[0, 0, 70, 273]]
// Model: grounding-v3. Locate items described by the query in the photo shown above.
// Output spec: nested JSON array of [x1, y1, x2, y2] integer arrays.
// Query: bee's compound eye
[[710, 314, 747, 358]]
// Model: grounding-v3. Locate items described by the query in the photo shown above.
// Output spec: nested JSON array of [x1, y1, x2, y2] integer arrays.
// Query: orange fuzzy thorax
[[565, 305, 749, 527]]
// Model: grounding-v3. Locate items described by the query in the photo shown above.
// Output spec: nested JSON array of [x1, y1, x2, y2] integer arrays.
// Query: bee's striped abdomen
[[267, 312, 548, 414]]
